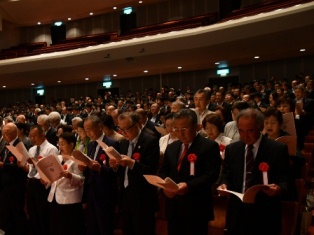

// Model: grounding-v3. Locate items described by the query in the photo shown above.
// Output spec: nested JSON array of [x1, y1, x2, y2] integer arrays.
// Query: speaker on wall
[[50, 24, 66, 44], [120, 12, 137, 35]]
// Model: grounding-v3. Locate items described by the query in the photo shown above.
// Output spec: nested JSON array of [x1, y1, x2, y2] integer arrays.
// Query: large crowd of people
[[0, 75, 313, 235]]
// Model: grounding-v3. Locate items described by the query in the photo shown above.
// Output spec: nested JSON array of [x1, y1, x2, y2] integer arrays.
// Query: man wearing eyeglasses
[[110, 111, 159, 235], [159, 109, 221, 235]]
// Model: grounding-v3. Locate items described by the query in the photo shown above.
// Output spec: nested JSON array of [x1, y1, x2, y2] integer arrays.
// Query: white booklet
[[217, 184, 270, 203], [70, 150, 93, 166], [144, 175, 179, 193], [6, 142, 32, 166], [96, 140, 122, 160], [275, 135, 297, 156], [34, 155, 64, 183]]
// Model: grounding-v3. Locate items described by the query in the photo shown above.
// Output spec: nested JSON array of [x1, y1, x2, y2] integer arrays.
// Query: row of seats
[[221, 0, 312, 21], [0, 13, 217, 60]]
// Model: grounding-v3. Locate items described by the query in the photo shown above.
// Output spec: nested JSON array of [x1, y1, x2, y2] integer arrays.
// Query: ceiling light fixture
[[139, 1, 143, 3], [215, 62, 220, 65], [89, 12, 94, 16], [300, 49, 306, 52], [254, 56, 260, 59], [68, 18, 72, 21], [113, 74, 117, 77], [113, 7, 117, 10], [178, 66, 182, 69], [37, 22, 41, 25], [3, 86, 6, 88], [85, 78, 89, 80], [57, 81, 61, 83], [31, 83, 35, 86], [143, 70, 148, 73]]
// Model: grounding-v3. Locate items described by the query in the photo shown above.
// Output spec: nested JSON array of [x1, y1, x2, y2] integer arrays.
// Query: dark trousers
[[27, 178, 50, 235], [0, 191, 27, 235], [167, 216, 208, 235], [120, 188, 156, 235]]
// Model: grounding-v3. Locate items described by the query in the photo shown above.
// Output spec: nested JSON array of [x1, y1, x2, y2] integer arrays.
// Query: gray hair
[[236, 108, 264, 130]]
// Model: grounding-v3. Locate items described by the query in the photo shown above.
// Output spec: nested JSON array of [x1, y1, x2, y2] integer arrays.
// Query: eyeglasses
[[172, 127, 189, 133], [118, 123, 136, 133]]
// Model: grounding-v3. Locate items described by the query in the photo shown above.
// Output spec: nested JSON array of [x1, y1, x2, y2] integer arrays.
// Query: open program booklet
[[32, 155, 64, 183], [96, 140, 122, 160], [7, 142, 32, 166], [217, 184, 270, 203], [144, 175, 179, 193]]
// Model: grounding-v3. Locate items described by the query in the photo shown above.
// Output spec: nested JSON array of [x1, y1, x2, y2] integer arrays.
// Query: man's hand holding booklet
[[143, 175, 179, 193]]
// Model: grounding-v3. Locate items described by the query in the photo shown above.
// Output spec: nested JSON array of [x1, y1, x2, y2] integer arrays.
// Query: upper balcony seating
[[221, 0, 312, 21]]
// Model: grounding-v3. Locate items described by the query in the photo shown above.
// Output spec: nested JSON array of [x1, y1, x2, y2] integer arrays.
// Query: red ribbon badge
[[99, 154, 106, 162], [37, 156, 43, 160], [219, 144, 226, 152], [9, 156, 15, 164], [259, 162, 269, 172], [63, 164, 68, 170], [133, 152, 141, 161], [188, 154, 197, 162]]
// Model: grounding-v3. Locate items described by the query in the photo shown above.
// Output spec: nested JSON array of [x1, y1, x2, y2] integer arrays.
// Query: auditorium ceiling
[[0, 0, 314, 89]]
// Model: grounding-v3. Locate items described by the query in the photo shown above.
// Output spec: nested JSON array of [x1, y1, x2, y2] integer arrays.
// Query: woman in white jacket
[[48, 132, 85, 235]]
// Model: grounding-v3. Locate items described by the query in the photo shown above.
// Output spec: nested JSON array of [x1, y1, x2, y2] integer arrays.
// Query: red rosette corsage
[[219, 144, 226, 152], [63, 164, 68, 170], [133, 152, 141, 161], [37, 156, 43, 160], [259, 162, 269, 172], [99, 154, 106, 162], [187, 154, 197, 162], [9, 156, 15, 164]]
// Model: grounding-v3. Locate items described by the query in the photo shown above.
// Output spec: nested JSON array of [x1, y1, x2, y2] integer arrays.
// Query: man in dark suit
[[83, 115, 119, 235], [37, 114, 58, 147], [110, 111, 159, 235], [159, 109, 221, 235], [219, 108, 291, 235], [136, 108, 161, 139], [0, 123, 28, 235]]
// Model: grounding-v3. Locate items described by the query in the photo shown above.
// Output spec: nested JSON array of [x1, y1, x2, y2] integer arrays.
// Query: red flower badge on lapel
[[63, 164, 68, 170], [37, 156, 43, 160], [99, 153, 106, 165], [259, 162, 269, 172], [187, 154, 197, 176], [9, 156, 15, 164], [219, 144, 226, 152], [259, 162, 269, 185], [133, 152, 141, 161]]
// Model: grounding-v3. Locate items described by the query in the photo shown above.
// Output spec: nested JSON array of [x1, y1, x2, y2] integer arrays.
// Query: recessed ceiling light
[[254, 56, 260, 59], [57, 81, 61, 83], [68, 18, 72, 21], [85, 78, 89, 80], [113, 74, 117, 77], [178, 66, 182, 69], [300, 49, 306, 52], [143, 70, 148, 73], [113, 6, 117, 10], [31, 83, 35, 86], [37, 22, 41, 25], [139, 1, 143, 3], [3, 86, 6, 88], [215, 62, 220, 65], [89, 12, 93, 16]]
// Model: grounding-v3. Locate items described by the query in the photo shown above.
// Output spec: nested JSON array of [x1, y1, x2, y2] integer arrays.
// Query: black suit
[[220, 136, 291, 235], [0, 138, 27, 235], [159, 134, 221, 235], [45, 127, 58, 147], [118, 132, 159, 235], [144, 120, 161, 139], [84, 135, 119, 235]]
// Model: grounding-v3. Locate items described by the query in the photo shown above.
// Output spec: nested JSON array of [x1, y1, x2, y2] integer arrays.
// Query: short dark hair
[[263, 107, 283, 125], [173, 109, 197, 125], [101, 113, 115, 130], [232, 101, 251, 111], [202, 113, 224, 133], [59, 132, 76, 146]]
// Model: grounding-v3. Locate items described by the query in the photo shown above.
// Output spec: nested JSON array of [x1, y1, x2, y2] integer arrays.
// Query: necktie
[[177, 143, 189, 171], [93, 141, 98, 160], [29, 145, 40, 178], [3, 144, 9, 162], [79, 141, 85, 152], [124, 142, 134, 188], [245, 144, 254, 191]]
